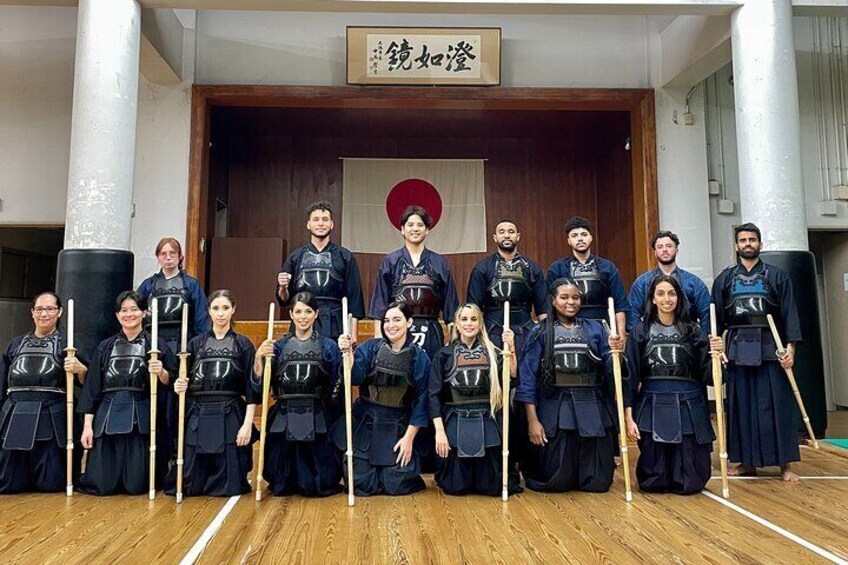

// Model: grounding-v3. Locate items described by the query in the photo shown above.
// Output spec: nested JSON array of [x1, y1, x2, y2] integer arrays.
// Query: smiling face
[[290, 300, 318, 333], [401, 213, 429, 245], [116, 298, 145, 333], [567, 228, 593, 254], [457, 306, 482, 341], [552, 283, 581, 319], [382, 306, 412, 344], [209, 296, 235, 330], [306, 208, 334, 240], [31, 293, 62, 334], [652, 281, 679, 317], [493, 221, 520, 252], [735, 230, 762, 260]]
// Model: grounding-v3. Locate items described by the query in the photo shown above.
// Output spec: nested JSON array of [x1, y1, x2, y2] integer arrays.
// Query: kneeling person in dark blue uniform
[[165, 289, 258, 497], [516, 278, 626, 493], [78, 291, 177, 496], [625, 275, 724, 494], [334, 302, 430, 496], [0, 292, 88, 494], [255, 292, 343, 497], [430, 303, 522, 496]]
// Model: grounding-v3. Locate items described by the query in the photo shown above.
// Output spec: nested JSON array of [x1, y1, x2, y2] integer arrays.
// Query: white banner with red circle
[[341, 158, 487, 254]]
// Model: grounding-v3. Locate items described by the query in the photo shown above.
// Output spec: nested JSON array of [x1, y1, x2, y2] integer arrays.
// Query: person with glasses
[[78, 291, 177, 496], [0, 292, 88, 493]]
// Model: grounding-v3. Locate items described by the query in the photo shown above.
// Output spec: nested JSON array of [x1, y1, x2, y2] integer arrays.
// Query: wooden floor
[[2, 412, 848, 565]]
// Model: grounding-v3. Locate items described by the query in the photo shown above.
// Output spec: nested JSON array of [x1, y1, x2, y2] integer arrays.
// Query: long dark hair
[[538, 278, 581, 384], [380, 301, 413, 344], [643, 274, 693, 335], [286, 291, 319, 336]]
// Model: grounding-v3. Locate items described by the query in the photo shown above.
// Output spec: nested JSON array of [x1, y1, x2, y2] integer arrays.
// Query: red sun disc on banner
[[385, 178, 443, 229]]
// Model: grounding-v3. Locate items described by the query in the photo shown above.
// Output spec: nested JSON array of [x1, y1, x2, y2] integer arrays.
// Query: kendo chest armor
[[293, 250, 345, 300], [644, 323, 697, 381], [6, 333, 65, 392], [150, 275, 188, 328], [103, 337, 149, 392], [570, 258, 609, 309], [274, 334, 328, 399], [546, 324, 603, 388], [362, 342, 415, 408], [189, 334, 243, 396], [444, 342, 492, 405], [485, 257, 534, 311], [725, 267, 780, 328], [392, 262, 442, 318]]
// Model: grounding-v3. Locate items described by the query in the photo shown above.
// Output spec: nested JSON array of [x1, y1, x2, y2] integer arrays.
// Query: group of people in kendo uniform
[[0, 199, 804, 499]]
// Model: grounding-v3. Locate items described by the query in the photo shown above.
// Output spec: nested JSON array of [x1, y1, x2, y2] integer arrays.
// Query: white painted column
[[730, 0, 808, 250], [64, 0, 141, 250]]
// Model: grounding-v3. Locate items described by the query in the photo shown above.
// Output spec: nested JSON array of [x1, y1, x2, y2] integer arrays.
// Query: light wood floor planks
[[0, 412, 846, 564]]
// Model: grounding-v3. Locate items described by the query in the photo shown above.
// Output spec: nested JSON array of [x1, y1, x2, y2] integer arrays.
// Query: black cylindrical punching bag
[[56, 249, 134, 361], [761, 250, 828, 438]]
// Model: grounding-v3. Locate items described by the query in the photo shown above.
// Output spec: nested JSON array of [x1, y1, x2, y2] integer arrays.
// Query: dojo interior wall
[[208, 106, 634, 318]]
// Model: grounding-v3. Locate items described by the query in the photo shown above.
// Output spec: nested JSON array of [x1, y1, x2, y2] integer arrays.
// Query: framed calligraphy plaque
[[347, 26, 501, 86]]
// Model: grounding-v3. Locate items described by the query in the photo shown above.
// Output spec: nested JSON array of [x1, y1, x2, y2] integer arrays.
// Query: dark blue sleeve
[[323, 337, 343, 391], [531, 261, 548, 316], [237, 336, 258, 404], [186, 276, 210, 336], [688, 275, 712, 336], [439, 257, 460, 323], [408, 347, 431, 427], [78, 338, 112, 414], [342, 250, 367, 318], [588, 319, 631, 407], [516, 329, 544, 405], [277, 249, 300, 307], [157, 337, 179, 382], [710, 269, 730, 334], [137, 276, 153, 300], [351, 339, 380, 386], [428, 347, 450, 420], [546, 259, 566, 288], [775, 270, 802, 343], [466, 262, 488, 307], [369, 256, 393, 319], [624, 324, 644, 399], [627, 274, 647, 331], [603, 260, 629, 315], [0, 337, 21, 405]]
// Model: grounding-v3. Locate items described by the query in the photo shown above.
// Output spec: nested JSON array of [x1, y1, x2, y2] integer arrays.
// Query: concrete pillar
[[730, 0, 808, 251], [58, 0, 140, 358]]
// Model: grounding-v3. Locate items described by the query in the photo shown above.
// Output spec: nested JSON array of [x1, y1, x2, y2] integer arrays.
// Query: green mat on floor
[[825, 439, 848, 449]]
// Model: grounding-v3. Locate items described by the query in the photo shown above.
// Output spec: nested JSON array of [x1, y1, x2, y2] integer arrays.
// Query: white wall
[[196, 11, 651, 87], [0, 7, 76, 226]]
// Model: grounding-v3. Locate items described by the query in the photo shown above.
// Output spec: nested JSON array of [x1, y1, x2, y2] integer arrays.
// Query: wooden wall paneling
[[631, 91, 659, 274], [208, 237, 286, 320], [185, 87, 211, 279]]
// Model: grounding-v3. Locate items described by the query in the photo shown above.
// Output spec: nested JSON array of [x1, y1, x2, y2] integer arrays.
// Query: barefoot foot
[[781, 465, 800, 482], [728, 464, 757, 477]]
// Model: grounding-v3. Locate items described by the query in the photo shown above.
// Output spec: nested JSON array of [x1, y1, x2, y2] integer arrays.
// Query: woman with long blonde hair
[[429, 303, 521, 496]]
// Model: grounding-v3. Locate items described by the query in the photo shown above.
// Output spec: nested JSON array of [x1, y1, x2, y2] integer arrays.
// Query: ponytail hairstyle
[[449, 304, 502, 416], [155, 237, 184, 273]]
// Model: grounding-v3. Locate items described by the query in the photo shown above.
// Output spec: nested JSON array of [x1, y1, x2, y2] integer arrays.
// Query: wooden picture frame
[[347, 26, 501, 86]]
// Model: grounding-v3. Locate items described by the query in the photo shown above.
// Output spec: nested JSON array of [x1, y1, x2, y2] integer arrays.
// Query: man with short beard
[[627, 230, 710, 334], [466, 219, 547, 351], [277, 200, 365, 341], [547, 216, 628, 331], [711, 222, 803, 482]]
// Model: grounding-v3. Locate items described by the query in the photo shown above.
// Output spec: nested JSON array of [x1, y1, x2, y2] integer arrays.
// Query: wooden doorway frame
[[185, 85, 658, 280]]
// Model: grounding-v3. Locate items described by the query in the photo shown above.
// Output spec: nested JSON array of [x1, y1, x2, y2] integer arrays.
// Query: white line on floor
[[179, 495, 241, 565], [701, 490, 848, 564], [709, 476, 848, 480]]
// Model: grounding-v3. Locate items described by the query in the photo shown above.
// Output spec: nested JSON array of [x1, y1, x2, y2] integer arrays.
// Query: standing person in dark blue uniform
[[137, 237, 210, 353], [627, 230, 711, 335], [277, 201, 366, 341], [547, 216, 628, 330], [254, 292, 343, 497], [466, 219, 547, 351], [78, 291, 177, 496], [334, 302, 430, 496], [370, 206, 459, 360], [515, 278, 626, 493], [624, 275, 724, 495], [164, 289, 258, 497], [711, 223, 803, 482], [0, 292, 88, 493], [430, 303, 522, 496]]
